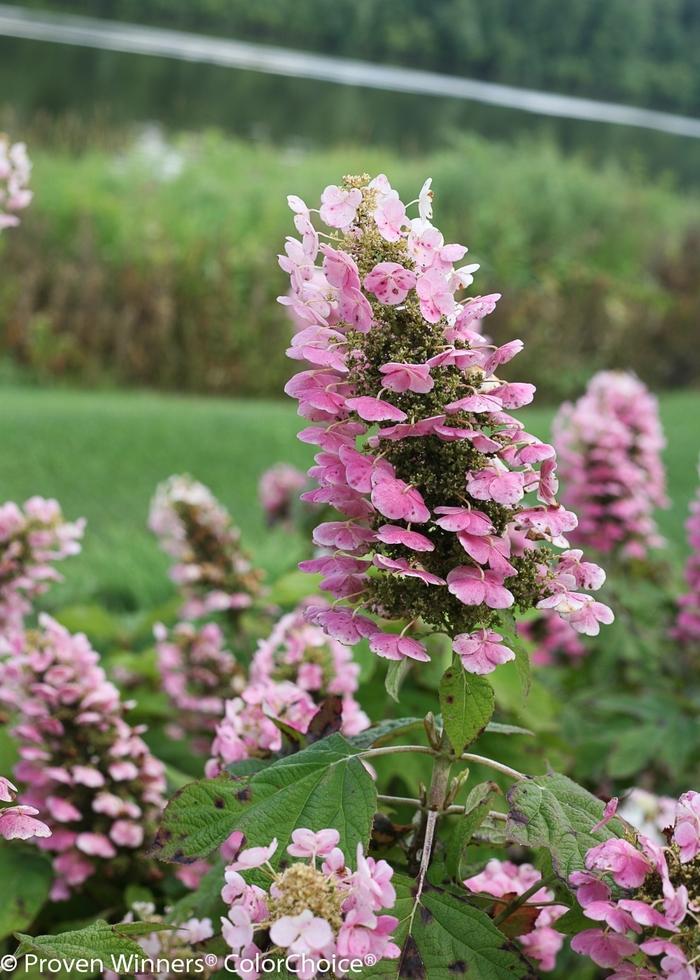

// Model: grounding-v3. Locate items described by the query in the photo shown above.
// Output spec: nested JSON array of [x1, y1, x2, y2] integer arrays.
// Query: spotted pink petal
[[455, 293, 501, 329], [338, 287, 374, 332], [453, 630, 515, 674], [364, 262, 416, 305], [320, 243, 361, 290], [481, 339, 523, 374]]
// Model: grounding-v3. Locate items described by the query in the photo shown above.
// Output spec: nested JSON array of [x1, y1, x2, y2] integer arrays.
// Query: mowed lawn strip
[[1, 386, 698, 611]]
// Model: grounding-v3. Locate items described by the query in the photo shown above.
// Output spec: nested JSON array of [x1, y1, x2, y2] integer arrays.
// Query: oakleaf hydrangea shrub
[[149, 474, 262, 622], [0, 616, 166, 901], [154, 620, 245, 754], [206, 601, 367, 775], [220, 830, 399, 978], [282, 172, 612, 669], [554, 371, 668, 562], [248, 601, 368, 734], [0, 495, 85, 637]]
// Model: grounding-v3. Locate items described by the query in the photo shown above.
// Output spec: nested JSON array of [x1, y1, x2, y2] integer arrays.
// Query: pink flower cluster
[[149, 475, 262, 621], [0, 136, 32, 230], [154, 621, 244, 754], [249, 602, 369, 736], [518, 609, 586, 666], [554, 371, 668, 561], [206, 681, 318, 777], [104, 903, 216, 980], [206, 601, 369, 776], [0, 774, 51, 841], [464, 859, 567, 971], [0, 495, 85, 637], [220, 829, 399, 979], [0, 615, 166, 901], [259, 464, 307, 527], [570, 792, 700, 978], [672, 465, 700, 647], [281, 173, 611, 671]]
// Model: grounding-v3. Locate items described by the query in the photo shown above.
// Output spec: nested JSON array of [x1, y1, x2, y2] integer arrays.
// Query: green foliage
[[505, 772, 625, 881], [153, 733, 376, 867], [14, 919, 147, 967], [445, 781, 501, 880], [362, 874, 530, 979], [0, 844, 52, 940], [439, 659, 495, 753], [2, 133, 699, 402]]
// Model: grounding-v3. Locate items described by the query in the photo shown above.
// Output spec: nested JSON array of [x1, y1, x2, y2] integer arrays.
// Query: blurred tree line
[[17, 0, 700, 115]]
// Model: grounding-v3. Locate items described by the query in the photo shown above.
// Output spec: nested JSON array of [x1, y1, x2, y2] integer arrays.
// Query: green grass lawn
[[1, 385, 698, 612]]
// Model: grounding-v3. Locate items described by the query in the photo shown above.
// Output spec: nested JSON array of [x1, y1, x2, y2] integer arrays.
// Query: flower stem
[[359, 745, 436, 760], [459, 753, 525, 781], [492, 874, 557, 926]]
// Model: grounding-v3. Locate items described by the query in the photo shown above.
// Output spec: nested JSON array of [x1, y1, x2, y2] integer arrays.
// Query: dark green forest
[[17, 0, 700, 114]]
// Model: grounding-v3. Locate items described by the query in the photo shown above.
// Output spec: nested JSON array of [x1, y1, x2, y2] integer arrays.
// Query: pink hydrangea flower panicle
[[149, 475, 263, 623], [0, 616, 165, 899], [569, 789, 700, 978], [281, 173, 612, 676], [0, 136, 32, 230]]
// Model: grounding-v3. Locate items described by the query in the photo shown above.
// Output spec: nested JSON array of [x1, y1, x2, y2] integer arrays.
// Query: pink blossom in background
[[569, 790, 700, 979], [617, 788, 677, 845], [154, 620, 244, 754], [0, 615, 166, 900], [280, 173, 611, 674], [0, 496, 85, 638], [220, 830, 399, 979], [205, 679, 318, 777], [672, 463, 700, 647], [464, 859, 567, 971], [249, 600, 369, 736], [518, 610, 587, 666], [149, 475, 262, 622], [0, 136, 32, 230], [258, 463, 307, 527], [553, 371, 668, 561]]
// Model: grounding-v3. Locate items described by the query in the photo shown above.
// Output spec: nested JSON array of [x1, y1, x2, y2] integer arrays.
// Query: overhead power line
[[2, 3, 700, 139]]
